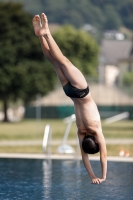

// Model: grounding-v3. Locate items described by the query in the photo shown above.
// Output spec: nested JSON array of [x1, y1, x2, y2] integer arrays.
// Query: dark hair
[[82, 135, 99, 154]]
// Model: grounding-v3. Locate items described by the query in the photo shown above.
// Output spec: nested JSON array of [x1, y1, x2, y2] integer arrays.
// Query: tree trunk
[[3, 99, 9, 122]]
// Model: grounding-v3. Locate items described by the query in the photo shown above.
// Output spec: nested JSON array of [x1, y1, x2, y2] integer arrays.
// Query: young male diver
[[32, 13, 107, 184]]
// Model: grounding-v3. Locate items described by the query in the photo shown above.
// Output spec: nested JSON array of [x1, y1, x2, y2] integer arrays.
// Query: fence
[[24, 105, 133, 120]]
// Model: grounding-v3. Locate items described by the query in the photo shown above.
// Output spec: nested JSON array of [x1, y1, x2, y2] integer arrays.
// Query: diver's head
[[82, 135, 99, 154]]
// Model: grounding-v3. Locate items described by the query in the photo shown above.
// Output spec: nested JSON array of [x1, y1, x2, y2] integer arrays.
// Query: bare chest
[[74, 98, 102, 135]]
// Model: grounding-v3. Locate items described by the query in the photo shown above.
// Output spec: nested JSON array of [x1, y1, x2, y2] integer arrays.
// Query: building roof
[[120, 55, 133, 62], [100, 39, 133, 65], [35, 83, 133, 106], [119, 46, 133, 62]]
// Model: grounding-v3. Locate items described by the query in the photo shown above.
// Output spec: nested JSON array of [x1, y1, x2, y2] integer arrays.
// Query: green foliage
[[123, 71, 133, 86], [119, 0, 133, 30], [1, 0, 133, 31], [0, 2, 56, 120], [103, 5, 122, 30], [53, 25, 99, 76], [16, 61, 56, 103], [0, 2, 56, 99]]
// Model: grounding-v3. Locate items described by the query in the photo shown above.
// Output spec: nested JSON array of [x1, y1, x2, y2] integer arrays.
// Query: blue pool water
[[0, 158, 133, 200]]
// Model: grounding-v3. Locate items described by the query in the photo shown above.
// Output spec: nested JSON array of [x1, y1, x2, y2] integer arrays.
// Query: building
[[99, 39, 133, 86], [118, 49, 133, 86]]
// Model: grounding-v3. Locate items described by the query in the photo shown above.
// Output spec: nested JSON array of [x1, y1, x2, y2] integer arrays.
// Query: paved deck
[[0, 139, 132, 161], [0, 153, 133, 162], [0, 138, 133, 146]]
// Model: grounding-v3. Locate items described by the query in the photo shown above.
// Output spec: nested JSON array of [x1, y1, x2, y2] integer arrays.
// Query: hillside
[[1, 0, 133, 32]]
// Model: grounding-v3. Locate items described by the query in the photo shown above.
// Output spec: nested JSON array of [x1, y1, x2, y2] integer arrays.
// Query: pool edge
[[0, 153, 133, 162]]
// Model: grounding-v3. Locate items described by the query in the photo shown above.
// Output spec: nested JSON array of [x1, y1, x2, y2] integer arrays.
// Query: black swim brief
[[63, 82, 89, 98]]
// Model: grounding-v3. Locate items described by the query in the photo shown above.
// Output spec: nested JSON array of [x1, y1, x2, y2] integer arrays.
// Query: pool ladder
[[42, 115, 80, 161], [42, 124, 52, 161]]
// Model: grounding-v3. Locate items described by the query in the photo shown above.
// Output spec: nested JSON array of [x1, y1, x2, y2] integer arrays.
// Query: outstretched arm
[[78, 133, 107, 184], [95, 132, 107, 181]]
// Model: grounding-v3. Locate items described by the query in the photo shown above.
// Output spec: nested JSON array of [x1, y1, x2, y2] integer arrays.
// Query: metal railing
[[42, 116, 80, 161], [105, 112, 129, 124], [57, 114, 80, 160], [42, 124, 52, 161]]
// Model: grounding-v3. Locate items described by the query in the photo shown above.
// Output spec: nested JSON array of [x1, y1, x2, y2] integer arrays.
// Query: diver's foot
[[41, 13, 49, 31], [32, 15, 42, 36], [32, 13, 50, 36]]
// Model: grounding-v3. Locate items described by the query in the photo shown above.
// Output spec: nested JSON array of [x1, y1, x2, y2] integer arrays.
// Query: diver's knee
[[57, 56, 70, 67]]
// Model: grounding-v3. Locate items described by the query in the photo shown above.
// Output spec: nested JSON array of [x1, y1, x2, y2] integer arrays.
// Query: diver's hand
[[91, 177, 106, 184]]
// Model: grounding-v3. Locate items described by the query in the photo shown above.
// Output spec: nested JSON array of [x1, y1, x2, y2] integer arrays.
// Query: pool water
[[0, 158, 133, 200]]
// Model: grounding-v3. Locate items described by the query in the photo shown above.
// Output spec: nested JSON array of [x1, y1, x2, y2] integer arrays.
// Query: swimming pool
[[0, 158, 133, 200]]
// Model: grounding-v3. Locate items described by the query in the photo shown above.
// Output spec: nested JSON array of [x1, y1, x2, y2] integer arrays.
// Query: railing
[[42, 124, 52, 162], [57, 114, 80, 160], [105, 112, 129, 124], [42, 116, 80, 161], [62, 114, 76, 145]]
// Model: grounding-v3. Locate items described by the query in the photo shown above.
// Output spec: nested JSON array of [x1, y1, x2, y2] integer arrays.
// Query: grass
[[0, 119, 77, 140], [106, 144, 133, 156], [0, 145, 43, 154], [0, 119, 132, 139], [102, 120, 133, 138], [0, 119, 133, 140], [0, 119, 133, 156]]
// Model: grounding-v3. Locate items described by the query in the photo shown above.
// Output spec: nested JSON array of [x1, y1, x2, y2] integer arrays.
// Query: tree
[[15, 61, 56, 103], [53, 25, 99, 76], [120, 1, 133, 30], [123, 71, 133, 87], [2, 0, 133, 31], [103, 5, 122, 30], [0, 2, 56, 121]]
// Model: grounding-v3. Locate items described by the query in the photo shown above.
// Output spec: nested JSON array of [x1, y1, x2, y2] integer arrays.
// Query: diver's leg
[[38, 13, 87, 89], [39, 36, 68, 85], [32, 15, 68, 86]]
